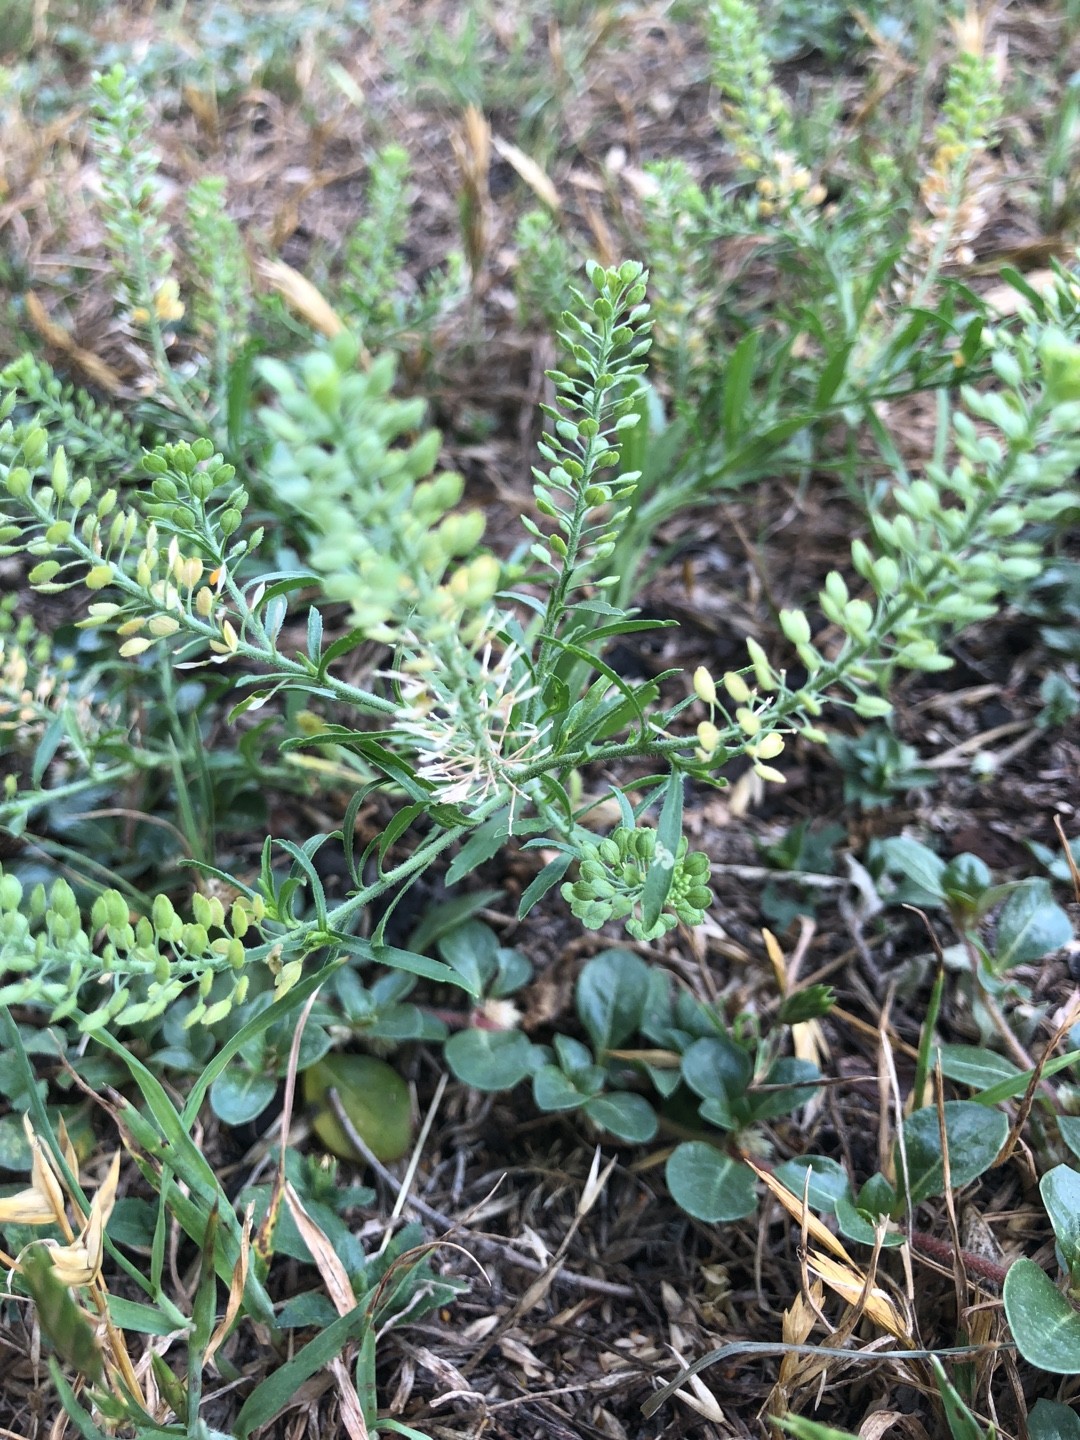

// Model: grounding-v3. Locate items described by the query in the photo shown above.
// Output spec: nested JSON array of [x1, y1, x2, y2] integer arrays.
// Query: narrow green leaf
[[518, 852, 573, 918], [640, 771, 682, 932], [723, 330, 759, 443], [234, 1293, 377, 1436]]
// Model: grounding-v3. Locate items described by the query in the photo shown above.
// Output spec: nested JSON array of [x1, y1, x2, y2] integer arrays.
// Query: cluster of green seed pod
[[562, 826, 714, 942], [1, 410, 255, 665], [0, 866, 263, 1031], [770, 314, 1080, 712], [259, 334, 497, 641], [522, 261, 651, 596]]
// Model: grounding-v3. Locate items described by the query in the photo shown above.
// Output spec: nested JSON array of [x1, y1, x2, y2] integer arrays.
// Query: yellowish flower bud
[[753, 732, 785, 760], [693, 666, 717, 706], [753, 763, 786, 784], [746, 638, 777, 691], [119, 637, 154, 658], [697, 720, 720, 755], [723, 670, 752, 704]]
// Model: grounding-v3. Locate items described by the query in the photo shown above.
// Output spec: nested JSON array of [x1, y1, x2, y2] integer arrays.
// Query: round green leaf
[[665, 1142, 756, 1222], [437, 920, 499, 995], [1004, 1258, 1080, 1374], [993, 880, 1074, 970], [774, 1156, 852, 1216], [748, 1058, 821, 1120], [444, 1028, 538, 1092], [898, 1100, 1007, 1204], [1028, 1399, 1080, 1440], [303, 1053, 413, 1162], [533, 1065, 588, 1113], [681, 1035, 753, 1104], [576, 949, 649, 1052], [584, 1092, 657, 1143], [1042, 1165, 1080, 1278], [211, 1065, 278, 1126]]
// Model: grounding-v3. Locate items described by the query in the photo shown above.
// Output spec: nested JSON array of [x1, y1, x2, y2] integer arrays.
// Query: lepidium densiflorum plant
[[0, 263, 716, 1025], [2, 257, 1078, 1030]]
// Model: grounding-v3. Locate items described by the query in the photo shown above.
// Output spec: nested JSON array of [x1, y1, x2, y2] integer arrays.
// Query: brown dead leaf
[[257, 259, 344, 337], [284, 1180, 358, 1316], [24, 292, 123, 394], [492, 135, 560, 213]]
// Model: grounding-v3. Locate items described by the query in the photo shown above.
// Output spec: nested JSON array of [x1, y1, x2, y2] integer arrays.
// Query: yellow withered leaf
[[745, 1159, 853, 1264], [805, 1249, 910, 1342], [257, 259, 344, 338], [25, 292, 123, 394], [492, 135, 560, 213]]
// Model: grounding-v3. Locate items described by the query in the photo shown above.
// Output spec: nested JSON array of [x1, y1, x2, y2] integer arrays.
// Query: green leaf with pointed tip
[[898, 1101, 1007, 1205], [1004, 1258, 1080, 1374], [930, 1356, 993, 1440], [640, 770, 683, 933], [576, 949, 649, 1052], [992, 880, 1074, 971]]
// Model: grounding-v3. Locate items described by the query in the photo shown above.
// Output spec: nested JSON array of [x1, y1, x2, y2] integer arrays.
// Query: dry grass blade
[[328, 1354, 371, 1440], [746, 1159, 853, 1264], [284, 1180, 360, 1318], [491, 135, 560, 213], [452, 104, 492, 285], [257, 258, 344, 337], [804, 1249, 912, 1344], [24, 291, 123, 392], [204, 1205, 251, 1369]]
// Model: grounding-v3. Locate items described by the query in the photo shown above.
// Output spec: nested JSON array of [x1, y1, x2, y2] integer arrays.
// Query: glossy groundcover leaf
[[583, 1091, 657, 1143], [898, 1101, 1007, 1205], [444, 1027, 538, 1092], [302, 1053, 413, 1162], [665, 1142, 756, 1222], [1003, 1258, 1080, 1373], [774, 1155, 852, 1214], [576, 949, 650, 1053], [1028, 1399, 1080, 1440], [991, 879, 1074, 970], [1041, 1165, 1080, 1280], [210, 1064, 278, 1126]]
